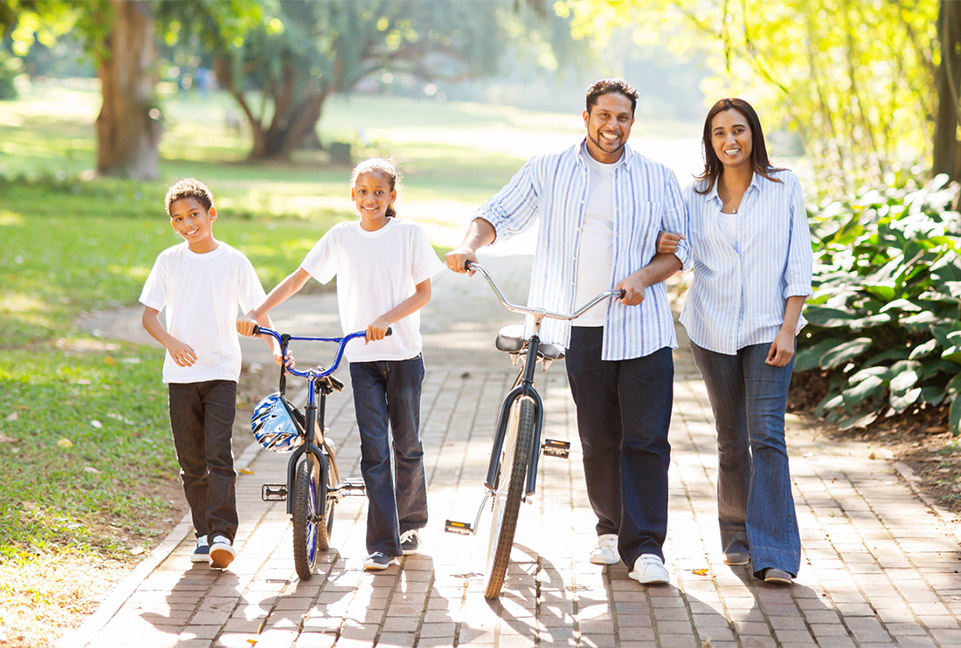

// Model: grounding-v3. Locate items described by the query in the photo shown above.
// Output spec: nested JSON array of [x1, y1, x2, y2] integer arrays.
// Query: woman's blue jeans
[[690, 342, 801, 578], [349, 355, 428, 557]]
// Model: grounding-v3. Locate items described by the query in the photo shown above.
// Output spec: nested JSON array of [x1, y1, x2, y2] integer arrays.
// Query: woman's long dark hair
[[695, 98, 782, 194]]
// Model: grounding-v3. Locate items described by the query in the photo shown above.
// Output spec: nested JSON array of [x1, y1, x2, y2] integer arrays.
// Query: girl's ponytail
[[385, 204, 397, 219]]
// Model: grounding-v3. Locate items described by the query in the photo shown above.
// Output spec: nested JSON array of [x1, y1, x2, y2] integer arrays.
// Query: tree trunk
[[933, 0, 961, 191], [95, 0, 161, 180]]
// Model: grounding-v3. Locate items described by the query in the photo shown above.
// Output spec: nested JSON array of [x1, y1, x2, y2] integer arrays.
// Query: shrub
[[797, 175, 961, 433]]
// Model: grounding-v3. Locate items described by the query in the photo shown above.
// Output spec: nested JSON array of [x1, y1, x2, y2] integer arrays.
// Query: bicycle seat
[[316, 374, 344, 393], [495, 324, 565, 360]]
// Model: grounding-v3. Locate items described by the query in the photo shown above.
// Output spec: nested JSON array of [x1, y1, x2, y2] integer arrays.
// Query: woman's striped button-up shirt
[[679, 168, 814, 355]]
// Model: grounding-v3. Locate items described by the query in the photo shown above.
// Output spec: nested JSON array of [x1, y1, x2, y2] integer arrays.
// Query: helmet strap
[[279, 334, 291, 395]]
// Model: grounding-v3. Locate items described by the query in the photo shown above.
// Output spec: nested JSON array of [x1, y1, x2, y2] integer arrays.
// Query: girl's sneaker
[[208, 535, 236, 569], [400, 530, 420, 555], [191, 535, 209, 563], [364, 552, 397, 571]]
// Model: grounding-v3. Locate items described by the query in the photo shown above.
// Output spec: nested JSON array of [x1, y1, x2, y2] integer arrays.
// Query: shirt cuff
[[783, 283, 813, 299]]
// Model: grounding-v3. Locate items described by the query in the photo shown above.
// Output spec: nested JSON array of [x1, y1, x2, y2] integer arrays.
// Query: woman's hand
[[656, 231, 684, 255], [766, 329, 796, 367]]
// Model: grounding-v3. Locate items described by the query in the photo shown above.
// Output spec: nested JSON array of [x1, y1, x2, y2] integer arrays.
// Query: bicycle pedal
[[444, 519, 474, 535], [340, 478, 366, 495], [542, 438, 571, 458], [261, 483, 287, 502]]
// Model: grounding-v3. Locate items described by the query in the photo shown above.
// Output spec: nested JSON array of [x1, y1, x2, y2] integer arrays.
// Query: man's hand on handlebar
[[444, 247, 478, 275], [615, 275, 647, 306]]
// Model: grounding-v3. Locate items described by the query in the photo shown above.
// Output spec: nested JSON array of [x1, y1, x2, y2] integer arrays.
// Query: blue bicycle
[[249, 326, 388, 580]]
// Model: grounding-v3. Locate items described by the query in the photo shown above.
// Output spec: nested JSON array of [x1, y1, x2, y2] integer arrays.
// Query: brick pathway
[[64, 253, 961, 648]]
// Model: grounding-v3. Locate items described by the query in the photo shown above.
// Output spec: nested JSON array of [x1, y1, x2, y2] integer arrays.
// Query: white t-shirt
[[574, 145, 617, 326], [140, 242, 268, 384], [300, 219, 444, 362], [718, 209, 739, 250]]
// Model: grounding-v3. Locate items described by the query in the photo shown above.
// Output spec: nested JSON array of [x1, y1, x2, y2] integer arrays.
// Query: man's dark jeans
[[168, 380, 239, 543], [565, 327, 673, 566], [350, 355, 428, 557]]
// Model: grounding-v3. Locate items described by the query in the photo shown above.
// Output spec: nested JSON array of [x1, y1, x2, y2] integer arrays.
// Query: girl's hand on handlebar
[[656, 231, 684, 255], [365, 316, 391, 343], [236, 318, 258, 337], [272, 347, 295, 368]]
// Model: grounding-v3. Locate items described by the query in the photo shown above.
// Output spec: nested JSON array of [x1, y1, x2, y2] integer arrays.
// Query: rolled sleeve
[[474, 159, 540, 243], [661, 171, 691, 270]]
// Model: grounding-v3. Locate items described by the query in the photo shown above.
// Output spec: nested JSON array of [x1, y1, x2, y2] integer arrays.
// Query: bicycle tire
[[484, 396, 535, 599], [292, 455, 326, 580]]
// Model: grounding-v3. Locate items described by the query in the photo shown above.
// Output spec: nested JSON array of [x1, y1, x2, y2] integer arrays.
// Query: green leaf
[[950, 392, 961, 435], [890, 387, 922, 413], [922, 385, 946, 406], [842, 375, 885, 403], [819, 338, 873, 370], [941, 345, 961, 365], [794, 338, 844, 372], [804, 306, 859, 328], [879, 298, 923, 313], [909, 338, 939, 360], [889, 369, 919, 394]]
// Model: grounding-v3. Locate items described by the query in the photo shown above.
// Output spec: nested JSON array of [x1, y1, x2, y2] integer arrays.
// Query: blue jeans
[[690, 342, 801, 578], [349, 355, 428, 556], [565, 327, 673, 565], [168, 380, 238, 542]]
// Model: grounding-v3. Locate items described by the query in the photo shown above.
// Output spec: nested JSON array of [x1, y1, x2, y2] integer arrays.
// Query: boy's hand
[[236, 318, 258, 337], [656, 232, 684, 255], [166, 340, 197, 367], [365, 316, 391, 343]]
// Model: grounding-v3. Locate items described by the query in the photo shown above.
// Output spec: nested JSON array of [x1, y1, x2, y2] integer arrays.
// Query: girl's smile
[[352, 171, 396, 231]]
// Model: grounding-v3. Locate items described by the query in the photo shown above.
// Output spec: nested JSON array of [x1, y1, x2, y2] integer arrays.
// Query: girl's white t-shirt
[[300, 219, 444, 362], [139, 242, 268, 383]]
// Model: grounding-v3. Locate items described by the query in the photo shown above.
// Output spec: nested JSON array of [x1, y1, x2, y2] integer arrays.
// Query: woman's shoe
[[763, 568, 793, 585], [723, 551, 750, 566]]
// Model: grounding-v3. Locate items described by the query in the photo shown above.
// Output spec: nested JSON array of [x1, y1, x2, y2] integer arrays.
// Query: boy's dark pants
[[349, 355, 428, 557], [168, 380, 239, 543]]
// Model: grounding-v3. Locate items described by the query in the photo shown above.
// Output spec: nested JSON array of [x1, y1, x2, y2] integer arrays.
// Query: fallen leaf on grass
[[238, 468, 254, 475], [0, 433, 17, 444], [90, 420, 102, 429], [84, 466, 101, 475], [5, 413, 17, 422], [57, 438, 73, 449], [691, 568, 709, 576]]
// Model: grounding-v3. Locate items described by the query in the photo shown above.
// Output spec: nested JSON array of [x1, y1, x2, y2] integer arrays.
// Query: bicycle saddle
[[495, 324, 565, 360], [315, 374, 344, 393]]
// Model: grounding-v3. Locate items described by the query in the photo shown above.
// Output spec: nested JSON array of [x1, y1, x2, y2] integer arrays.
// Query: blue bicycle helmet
[[251, 392, 304, 453]]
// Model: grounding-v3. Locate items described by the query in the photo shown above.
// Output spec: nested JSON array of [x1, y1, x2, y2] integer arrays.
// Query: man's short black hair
[[585, 78, 639, 116]]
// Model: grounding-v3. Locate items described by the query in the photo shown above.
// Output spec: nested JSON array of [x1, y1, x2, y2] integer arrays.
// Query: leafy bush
[[797, 175, 961, 433]]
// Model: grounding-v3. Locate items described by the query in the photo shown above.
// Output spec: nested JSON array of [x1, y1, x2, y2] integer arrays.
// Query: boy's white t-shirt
[[300, 219, 444, 363], [139, 241, 267, 383]]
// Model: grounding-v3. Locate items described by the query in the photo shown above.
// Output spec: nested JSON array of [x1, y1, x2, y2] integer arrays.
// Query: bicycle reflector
[[251, 393, 304, 453]]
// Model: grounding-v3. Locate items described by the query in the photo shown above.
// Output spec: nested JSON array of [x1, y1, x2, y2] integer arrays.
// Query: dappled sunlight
[[0, 211, 23, 226]]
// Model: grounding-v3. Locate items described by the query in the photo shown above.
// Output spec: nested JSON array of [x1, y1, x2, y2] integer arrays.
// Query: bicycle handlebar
[[251, 326, 392, 378], [465, 261, 625, 321]]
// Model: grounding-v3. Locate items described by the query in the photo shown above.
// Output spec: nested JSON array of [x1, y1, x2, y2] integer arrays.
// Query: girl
[[239, 158, 444, 570], [658, 98, 813, 584]]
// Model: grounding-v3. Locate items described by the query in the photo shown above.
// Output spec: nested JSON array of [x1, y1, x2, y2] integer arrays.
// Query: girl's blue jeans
[[349, 355, 428, 557], [690, 341, 801, 578]]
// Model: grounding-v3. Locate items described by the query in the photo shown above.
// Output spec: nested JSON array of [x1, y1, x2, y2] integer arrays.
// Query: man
[[445, 78, 689, 585]]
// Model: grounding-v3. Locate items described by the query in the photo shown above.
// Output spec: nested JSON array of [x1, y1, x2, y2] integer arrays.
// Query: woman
[[659, 98, 813, 584]]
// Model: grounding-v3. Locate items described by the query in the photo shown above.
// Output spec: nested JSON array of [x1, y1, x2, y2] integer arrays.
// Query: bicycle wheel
[[292, 454, 327, 580], [484, 396, 535, 599]]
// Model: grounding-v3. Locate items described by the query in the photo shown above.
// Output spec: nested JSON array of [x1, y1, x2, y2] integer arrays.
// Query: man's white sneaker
[[629, 554, 670, 585], [589, 534, 620, 565], [208, 535, 236, 569]]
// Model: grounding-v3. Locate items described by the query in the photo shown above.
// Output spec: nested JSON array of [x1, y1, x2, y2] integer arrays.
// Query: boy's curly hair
[[164, 178, 214, 216]]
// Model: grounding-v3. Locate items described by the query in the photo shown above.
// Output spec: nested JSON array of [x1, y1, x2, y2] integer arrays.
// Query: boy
[[140, 178, 276, 569]]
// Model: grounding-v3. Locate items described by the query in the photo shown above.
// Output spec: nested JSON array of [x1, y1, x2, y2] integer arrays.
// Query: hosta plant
[[796, 175, 961, 433]]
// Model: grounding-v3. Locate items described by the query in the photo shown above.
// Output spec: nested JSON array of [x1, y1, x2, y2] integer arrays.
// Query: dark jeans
[[565, 327, 674, 565], [690, 341, 801, 577], [168, 380, 238, 543], [350, 355, 428, 556]]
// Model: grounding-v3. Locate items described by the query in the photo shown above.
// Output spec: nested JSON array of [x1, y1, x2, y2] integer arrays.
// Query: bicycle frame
[[468, 261, 623, 500], [253, 327, 364, 515]]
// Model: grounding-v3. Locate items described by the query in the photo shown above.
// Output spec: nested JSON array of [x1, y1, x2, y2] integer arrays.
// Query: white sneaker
[[629, 554, 670, 585], [589, 534, 620, 565], [208, 535, 236, 569]]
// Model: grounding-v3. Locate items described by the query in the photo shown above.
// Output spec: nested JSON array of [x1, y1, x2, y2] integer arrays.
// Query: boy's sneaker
[[400, 530, 420, 555], [190, 535, 209, 563], [589, 534, 620, 565], [208, 535, 236, 569], [629, 554, 670, 585], [363, 552, 397, 571]]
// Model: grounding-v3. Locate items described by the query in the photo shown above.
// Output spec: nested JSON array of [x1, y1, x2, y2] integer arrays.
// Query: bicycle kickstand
[[444, 490, 492, 535]]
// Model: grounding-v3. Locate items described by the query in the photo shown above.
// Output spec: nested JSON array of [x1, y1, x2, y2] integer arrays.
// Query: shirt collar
[[575, 138, 634, 168], [708, 171, 762, 204]]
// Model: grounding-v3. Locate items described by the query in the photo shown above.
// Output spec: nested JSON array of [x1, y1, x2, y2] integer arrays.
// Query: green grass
[[2, 77, 642, 564]]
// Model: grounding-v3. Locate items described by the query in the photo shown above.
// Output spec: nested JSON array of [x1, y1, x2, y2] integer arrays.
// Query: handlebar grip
[[385, 327, 393, 337], [252, 324, 261, 335], [617, 289, 627, 299], [464, 260, 473, 271]]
